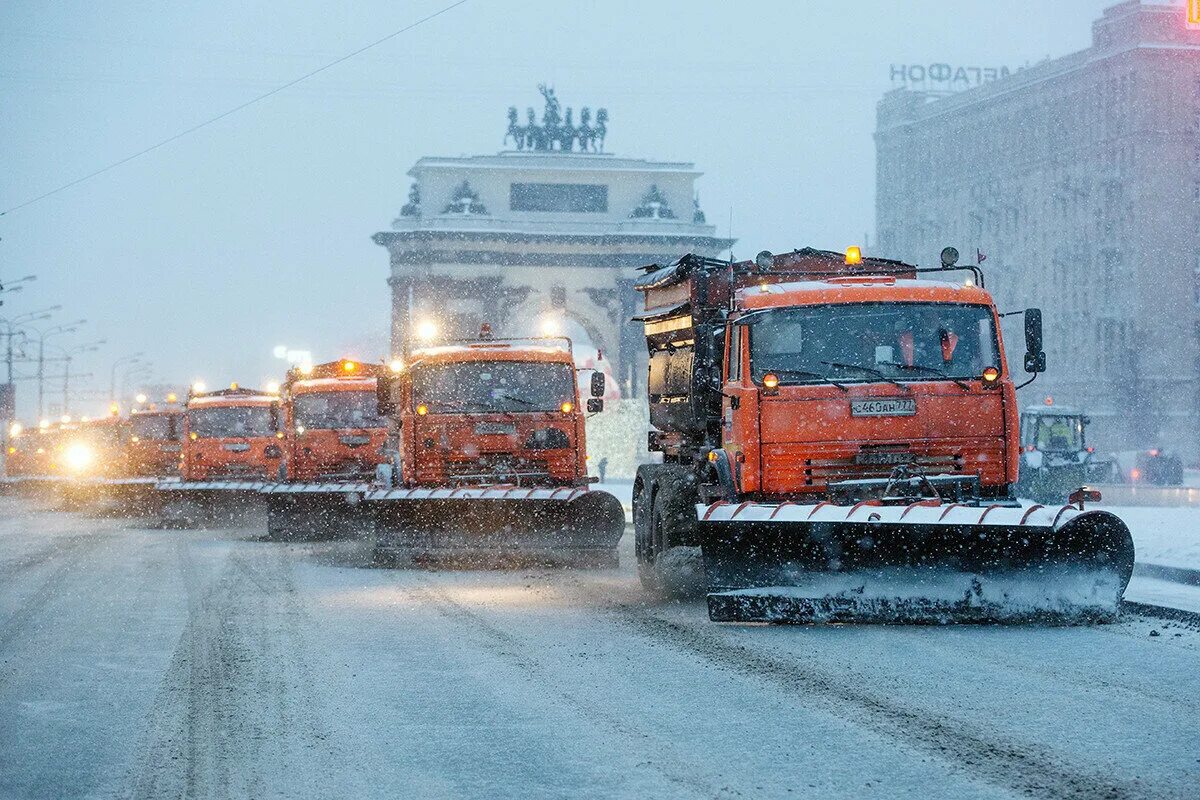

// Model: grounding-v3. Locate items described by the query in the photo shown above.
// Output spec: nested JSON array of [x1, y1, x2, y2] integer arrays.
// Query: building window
[[510, 183, 608, 213]]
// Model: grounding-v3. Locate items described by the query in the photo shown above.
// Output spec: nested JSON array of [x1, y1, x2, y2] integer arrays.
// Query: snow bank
[[1110, 505, 1200, 571]]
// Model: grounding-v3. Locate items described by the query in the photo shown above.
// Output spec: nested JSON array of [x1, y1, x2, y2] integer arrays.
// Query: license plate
[[339, 435, 370, 447], [222, 443, 251, 452], [855, 450, 914, 465], [850, 398, 916, 417], [474, 422, 516, 436]]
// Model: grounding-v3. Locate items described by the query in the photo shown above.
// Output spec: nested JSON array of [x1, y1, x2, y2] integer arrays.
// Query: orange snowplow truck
[[633, 246, 1135, 624], [262, 359, 390, 539], [365, 330, 625, 566], [127, 404, 184, 478], [156, 386, 281, 527]]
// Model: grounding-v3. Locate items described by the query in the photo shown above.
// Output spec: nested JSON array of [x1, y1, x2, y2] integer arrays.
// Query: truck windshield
[[187, 406, 276, 438], [748, 302, 1000, 384], [131, 414, 177, 440], [412, 361, 575, 414], [293, 391, 384, 430]]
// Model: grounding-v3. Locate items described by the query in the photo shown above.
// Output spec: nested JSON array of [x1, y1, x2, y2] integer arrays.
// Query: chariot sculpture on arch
[[503, 85, 608, 153]]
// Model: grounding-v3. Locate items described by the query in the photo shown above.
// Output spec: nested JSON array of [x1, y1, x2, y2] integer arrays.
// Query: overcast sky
[[1, 0, 1116, 418]]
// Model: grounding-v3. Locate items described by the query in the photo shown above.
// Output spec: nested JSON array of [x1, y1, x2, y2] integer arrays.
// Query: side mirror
[[589, 371, 605, 398], [376, 375, 399, 416], [586, 398, 604, 414], [1023, 308, 1047, 373]]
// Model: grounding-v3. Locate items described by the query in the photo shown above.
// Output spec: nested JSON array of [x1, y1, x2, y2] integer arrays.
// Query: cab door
[[722, 322, 760, 493]]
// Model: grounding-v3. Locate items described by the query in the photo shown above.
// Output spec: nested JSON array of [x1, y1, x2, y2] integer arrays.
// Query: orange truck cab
[[181, 387, 283, 482], [365, 331, 623, 565], [281, 359, 389, 482], [127, 406, 184, 477], [387, 337, 601, 488]]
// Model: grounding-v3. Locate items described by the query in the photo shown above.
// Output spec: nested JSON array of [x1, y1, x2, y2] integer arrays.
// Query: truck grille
[[443, 456, 550, 485], [803, 453, 964, 485]]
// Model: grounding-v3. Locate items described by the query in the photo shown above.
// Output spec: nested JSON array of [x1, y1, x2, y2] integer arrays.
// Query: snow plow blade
[[700, 501, 1135, 624], [59, 477, 164, 516], [155, 479, 269, 528], [365, 486, 625, 567], [261, 482, 374, 540]]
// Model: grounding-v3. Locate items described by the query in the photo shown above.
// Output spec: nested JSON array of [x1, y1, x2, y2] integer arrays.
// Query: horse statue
[[577, 107, 594, 152], [504, 106, 524, 149], [559, 107, 576, 152], [524, 107, 545, 150], [594, 108, 608, 152]]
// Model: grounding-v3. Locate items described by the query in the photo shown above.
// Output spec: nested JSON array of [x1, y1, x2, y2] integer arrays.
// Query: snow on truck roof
[[290, 376, 376, 394], [410, 342, 574, 365], [187, 393, 277, 408], [737, 277, 995, 310]]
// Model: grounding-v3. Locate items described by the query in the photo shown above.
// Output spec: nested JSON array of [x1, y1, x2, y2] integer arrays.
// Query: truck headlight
[[64, 442, 95, 472]]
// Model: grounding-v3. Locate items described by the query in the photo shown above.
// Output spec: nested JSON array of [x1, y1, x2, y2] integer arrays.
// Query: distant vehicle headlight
[[64, 442, 95, 473]]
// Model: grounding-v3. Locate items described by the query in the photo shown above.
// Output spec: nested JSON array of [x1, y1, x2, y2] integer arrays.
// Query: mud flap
[[700, 502, 1135, 624]]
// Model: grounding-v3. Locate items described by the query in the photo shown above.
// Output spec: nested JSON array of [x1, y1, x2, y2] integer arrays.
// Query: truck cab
[[181, 387, 282, 481], [381, 334, 603, 489], [127, 406, 184, 477], [281, 359, 389, 482]]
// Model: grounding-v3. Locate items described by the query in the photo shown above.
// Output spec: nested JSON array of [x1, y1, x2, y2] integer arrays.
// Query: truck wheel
[[633, 466, 660, 591], [640, 470, 703, 599]]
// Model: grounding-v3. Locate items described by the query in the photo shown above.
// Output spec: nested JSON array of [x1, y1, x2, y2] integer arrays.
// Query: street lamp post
[[57, 340, 106, 415], [32, 320, 85, 419], [109, 353, 144, 404]]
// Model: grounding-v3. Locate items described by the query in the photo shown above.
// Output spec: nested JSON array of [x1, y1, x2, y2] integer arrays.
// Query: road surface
[[2, 495, 1198, 799]]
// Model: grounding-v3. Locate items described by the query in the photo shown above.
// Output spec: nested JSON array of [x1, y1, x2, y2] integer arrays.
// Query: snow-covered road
[[2, 496, 1198, 799]]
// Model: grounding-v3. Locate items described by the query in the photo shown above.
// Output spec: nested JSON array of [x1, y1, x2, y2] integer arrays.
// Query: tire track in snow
[[603, 603, 1169, 800], [406, 579, 731, 800], [126, 539, 339, 799]]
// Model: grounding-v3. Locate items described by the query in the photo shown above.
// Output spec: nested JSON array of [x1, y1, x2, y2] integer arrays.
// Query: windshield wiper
[[879, 362, 971, 390], [426, 399, 517, 419], [497, 393, 553, 412], [771, 369, 849, 392], [820, 361, 912, 393]]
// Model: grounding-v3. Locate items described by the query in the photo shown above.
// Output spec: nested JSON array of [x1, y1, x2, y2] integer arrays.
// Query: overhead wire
[[0, 0, 472, 217]]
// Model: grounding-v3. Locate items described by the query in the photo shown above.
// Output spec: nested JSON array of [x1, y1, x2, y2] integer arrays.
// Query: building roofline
[[876, 2, 1200, 133]]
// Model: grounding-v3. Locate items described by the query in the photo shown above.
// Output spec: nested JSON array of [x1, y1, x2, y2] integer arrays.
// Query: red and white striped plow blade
[[698, 500, 1136, 625]]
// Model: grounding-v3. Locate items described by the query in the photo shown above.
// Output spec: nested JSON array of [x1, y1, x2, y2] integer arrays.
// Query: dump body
[[367, 335, 624, 565], [632, 247, 1134, 623]]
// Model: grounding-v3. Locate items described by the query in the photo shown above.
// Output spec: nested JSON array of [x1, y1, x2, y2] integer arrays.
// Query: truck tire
[[638, 467, 703, 599]]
